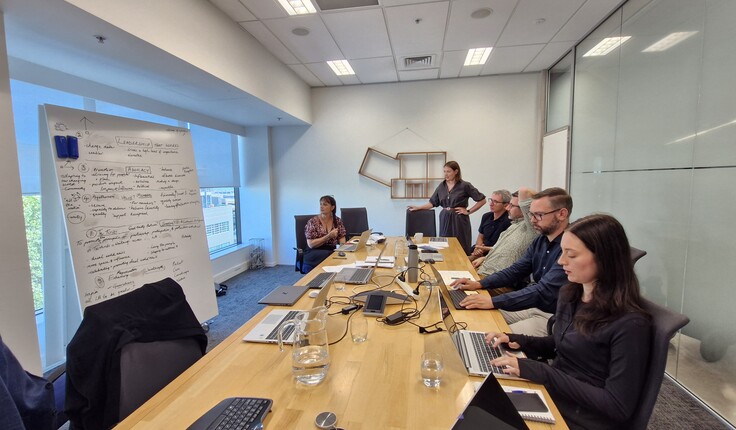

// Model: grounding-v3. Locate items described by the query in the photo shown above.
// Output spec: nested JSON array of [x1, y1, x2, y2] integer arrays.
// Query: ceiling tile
[[552, 0, 623, 43], [288, 64, 325, 86], [262, 15, 344, 63], [443, 0, 517, 51], [351, 57, 398, 84], [305, 62, 345, 86], [338, 74, 362, 85], [481, 44, 544, 74], [439, 50, 466, 79], [497, 0, 586, 46], [381, 0, 432, 6], [322, 9, 392, 59], [398, 68, 439, 81], [385, 1, 449, 56], [209, 0, 256, 21], [524, 41, 574, 71], [240, 21, 300, 64], [239, 0, 288, 20]]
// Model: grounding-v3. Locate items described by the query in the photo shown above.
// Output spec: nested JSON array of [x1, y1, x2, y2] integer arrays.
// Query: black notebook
[[502, 386, 556, 424]]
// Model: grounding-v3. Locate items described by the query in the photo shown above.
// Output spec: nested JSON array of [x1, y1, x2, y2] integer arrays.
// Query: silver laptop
[[337, 229, 371, 252], [438, 292, 524, 379], [429, 264, 473, 310], [257, 285, 309, 306], [334, 245, 385, 285], [243, 273, 335, 344]]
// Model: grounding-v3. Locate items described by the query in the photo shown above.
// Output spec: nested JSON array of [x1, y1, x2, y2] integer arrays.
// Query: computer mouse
[[309, 290, 320, 298], [338, 251, 346, 257]]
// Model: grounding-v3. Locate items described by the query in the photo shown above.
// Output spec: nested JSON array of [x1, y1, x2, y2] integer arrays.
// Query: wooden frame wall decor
[[359, 148, 446, 199]]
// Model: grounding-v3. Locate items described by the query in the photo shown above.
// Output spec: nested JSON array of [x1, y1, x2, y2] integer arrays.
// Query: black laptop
[[452, 375, 530, 430]]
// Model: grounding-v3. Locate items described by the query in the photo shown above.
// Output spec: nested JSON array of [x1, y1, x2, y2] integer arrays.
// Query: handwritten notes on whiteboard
[[44, 105, 217, 322]]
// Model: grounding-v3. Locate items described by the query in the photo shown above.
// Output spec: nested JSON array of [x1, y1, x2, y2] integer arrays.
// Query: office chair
[[626, 298, 689, 430], [630, 246, 647, 265], [65, 278, 207, 430], [294, 214, 315, 274], [406, 209, 436, 237], [340, 207, 369, 238]]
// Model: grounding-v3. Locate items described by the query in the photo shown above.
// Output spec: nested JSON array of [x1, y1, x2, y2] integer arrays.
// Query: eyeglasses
[[490, 199, 507, 205], [507, 203, 520, 209], [529, 208, 562, 221]]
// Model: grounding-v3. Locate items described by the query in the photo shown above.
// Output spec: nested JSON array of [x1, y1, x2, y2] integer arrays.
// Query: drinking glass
[[420, 352, 443, 388], [394, 239, 408, 272], [334, 281, 345, 292], [350, 315, 368, 343]]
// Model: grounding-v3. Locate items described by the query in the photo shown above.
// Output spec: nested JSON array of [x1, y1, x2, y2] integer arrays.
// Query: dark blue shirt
[[481, 232, 567, 313], [478, 211, 511, 247]]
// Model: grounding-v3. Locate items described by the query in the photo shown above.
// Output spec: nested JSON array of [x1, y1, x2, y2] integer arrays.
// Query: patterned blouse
[[305, 215, 347, 247]]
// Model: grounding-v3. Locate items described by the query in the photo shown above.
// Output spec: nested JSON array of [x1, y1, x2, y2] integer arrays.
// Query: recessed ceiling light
[[277, 0, 317, 16], [292, 27, 310, 36], [642, 31, 697, 52], [535, 18, 546, 25], [583, 36, 631, 57], [470, 8, 492, 19], [464, 47, 493, 66], [326, 60, 355, 76]]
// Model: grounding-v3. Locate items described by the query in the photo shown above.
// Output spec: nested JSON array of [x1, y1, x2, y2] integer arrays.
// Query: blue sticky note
[[67, 135, 79, 159], [54, 135, 69, 158]]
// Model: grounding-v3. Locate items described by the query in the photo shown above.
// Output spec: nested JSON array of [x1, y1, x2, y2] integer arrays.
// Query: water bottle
[[408, 244, 419, 283]]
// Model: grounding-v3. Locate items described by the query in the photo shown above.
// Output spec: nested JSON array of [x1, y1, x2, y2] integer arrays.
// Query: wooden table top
[[115, 237, 567, 430]]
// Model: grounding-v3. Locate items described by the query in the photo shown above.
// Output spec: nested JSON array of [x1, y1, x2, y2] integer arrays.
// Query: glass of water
[[394, 239, 408, 272], [350, 314, 368, 343], [420, 352, 444, 388], [334, 281, 345, 292]]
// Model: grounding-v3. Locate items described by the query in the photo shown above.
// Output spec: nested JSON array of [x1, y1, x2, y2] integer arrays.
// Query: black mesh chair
[[340, 207, 369, 238], [626, 298, 689, 430], [405, 209, 436, 237], [294, 214, 315, 274]]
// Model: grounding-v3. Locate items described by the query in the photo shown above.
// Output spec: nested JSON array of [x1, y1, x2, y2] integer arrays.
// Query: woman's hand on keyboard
[[485, 332, 520, 350], [491, 352, 520, 377]]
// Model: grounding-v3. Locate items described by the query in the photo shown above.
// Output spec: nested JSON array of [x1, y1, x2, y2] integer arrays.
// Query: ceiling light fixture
[[583, 36, 631, 57], [464, 47, 492, 66], [327, 60, 355, 76], [642, 31, 697, 52], [277, 0, 317, 16], [470, 8, 492, 19]]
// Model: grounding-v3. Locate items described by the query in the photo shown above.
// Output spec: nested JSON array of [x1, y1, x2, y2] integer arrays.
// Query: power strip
[[395, 278, 420, 299]]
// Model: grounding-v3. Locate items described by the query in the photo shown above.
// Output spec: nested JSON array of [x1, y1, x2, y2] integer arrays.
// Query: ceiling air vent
[[402, 55, 436, 70]]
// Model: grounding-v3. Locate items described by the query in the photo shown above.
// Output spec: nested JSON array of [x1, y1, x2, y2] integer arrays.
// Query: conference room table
[[116, 237, 568, 429]]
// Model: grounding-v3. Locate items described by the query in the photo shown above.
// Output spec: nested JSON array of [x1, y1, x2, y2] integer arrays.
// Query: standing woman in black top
[[408, 161, 486, 254], [487, 214, 651, 430]]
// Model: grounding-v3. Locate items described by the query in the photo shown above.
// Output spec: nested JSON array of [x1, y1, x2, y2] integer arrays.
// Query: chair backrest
[[406, 209, 437, 237], [295, 215, 315, 251], [340, 207, 369, 238], [630, 246, 647, 265], [627, 298, 689, 430], [118, 338, 203, 420]]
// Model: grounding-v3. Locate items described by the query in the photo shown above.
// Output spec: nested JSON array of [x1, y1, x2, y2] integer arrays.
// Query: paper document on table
[[322, 263, 357, 273], [437, 270, 476, 286]]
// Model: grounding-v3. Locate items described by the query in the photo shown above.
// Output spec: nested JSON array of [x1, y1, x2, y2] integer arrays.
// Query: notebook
[[257, 285, 309, 306], [429, 264, 477, 310], [438, 292, 524, 379], [451, 375, 529, 430], [243, 273, 335, 344], [501, 386, 556, 424], [336, 229, 372, 252]]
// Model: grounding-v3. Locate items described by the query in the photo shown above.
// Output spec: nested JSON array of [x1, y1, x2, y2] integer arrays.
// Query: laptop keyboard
[[469, 332, 505, 374], [265, 311, 300, 340], [347, 268, 372, 284], [202, 397, 271, 430], [305, 272, 331, 289], [449, 289, 467, 308]]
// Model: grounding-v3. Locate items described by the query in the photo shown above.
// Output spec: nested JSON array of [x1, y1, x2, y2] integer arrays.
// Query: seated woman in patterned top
[[303, 195, 347, 272]]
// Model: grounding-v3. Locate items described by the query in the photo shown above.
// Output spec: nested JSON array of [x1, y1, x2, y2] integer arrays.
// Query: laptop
[[243, 273, 336, 344], [257, 285, 309, 306], [451, 375, 529, 430], [438, 292, 524, 379], [429, 264, 476, 310], [337, 229, 372, 252], [334, 245, 385, 285]]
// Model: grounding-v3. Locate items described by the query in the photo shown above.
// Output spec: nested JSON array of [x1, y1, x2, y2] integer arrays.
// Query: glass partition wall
[[550, 0, 736, 424]]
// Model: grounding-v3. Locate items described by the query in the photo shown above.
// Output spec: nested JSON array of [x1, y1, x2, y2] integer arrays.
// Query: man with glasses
[[469, 189, 512, 262], [451, 187, 571, 336], [473, 189, 538, 279]]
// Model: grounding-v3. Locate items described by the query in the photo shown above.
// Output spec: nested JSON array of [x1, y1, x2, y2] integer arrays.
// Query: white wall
[[271, 74, 544, 264], [0, 14, 42, 374]]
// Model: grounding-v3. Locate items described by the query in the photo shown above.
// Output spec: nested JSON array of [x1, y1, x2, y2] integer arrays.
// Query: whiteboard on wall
[[43, 105, 217, 322], [541, 127, 570, 190]]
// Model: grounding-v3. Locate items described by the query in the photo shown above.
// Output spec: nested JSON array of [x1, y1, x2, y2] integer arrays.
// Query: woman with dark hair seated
[[303, 195, 347, 272], [487, 214, 651, 430]]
